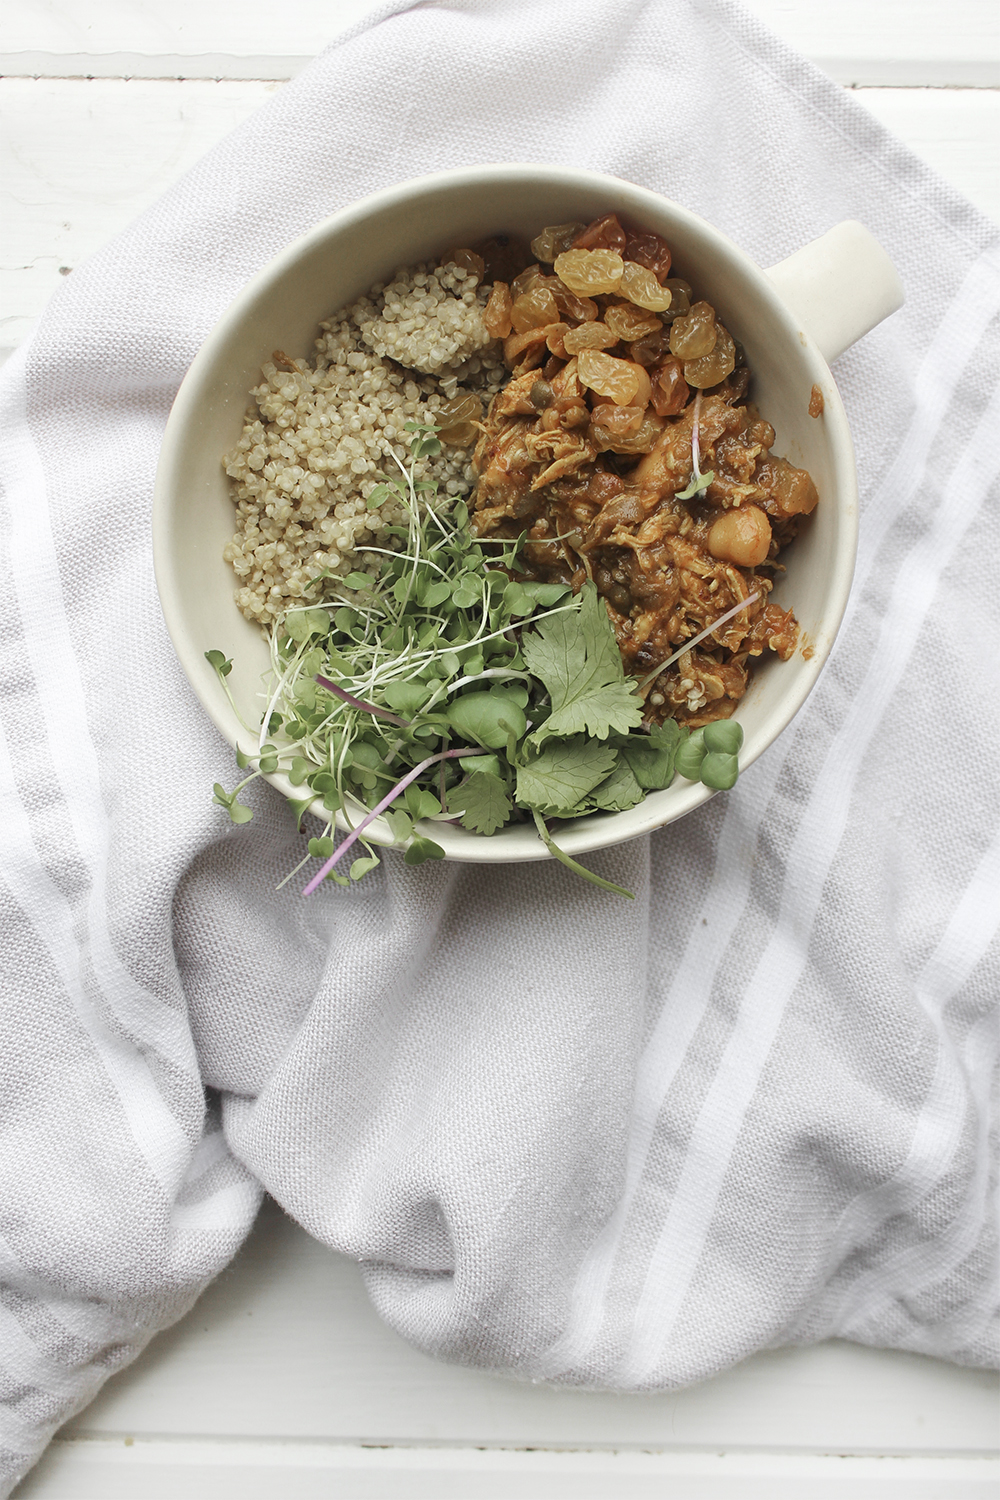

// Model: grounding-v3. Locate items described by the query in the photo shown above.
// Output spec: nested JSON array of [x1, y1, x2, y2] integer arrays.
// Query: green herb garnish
[[207, 424, 744, 896]]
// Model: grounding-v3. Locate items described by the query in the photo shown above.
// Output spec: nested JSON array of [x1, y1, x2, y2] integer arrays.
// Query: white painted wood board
[[15, 1440, 1000, 1499], [855, 87, 1000, 219], [13, 1201, 1000, 1497], [3, 0, 999, 84], [53, 1200, 1000, 1453], [0, 78, 277, 353]]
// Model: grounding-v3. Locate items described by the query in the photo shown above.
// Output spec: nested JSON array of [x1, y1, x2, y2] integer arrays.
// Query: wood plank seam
[[2, 53, 999, 88]]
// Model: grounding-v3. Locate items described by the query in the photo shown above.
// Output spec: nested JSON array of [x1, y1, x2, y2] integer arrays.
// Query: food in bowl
[[210, 212, 819, 894], [221, 255, 506, 628]]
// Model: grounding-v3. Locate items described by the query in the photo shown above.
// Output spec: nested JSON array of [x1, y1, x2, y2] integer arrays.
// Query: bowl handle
[[765, 220, 904, 365]]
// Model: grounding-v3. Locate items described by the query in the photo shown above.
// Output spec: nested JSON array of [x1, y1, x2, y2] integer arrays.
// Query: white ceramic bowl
[[153, 164, 902, 862]]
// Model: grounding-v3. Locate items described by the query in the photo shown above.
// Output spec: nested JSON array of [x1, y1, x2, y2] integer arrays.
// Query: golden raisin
[[550, 283, 598, 323], [809, 384, 825, 418], [511, 346, 548, 376], [624, 230, 672, 282], [510, 287, 560, 333], [629, 328, 672, 367], [620, 261, 673, 313], [530, 223, 586, 262], [684, 325, 736, 389], [628, 361, 652, 408], [590, 403, 644, 436], [563, 322, 619, 354], [511, 264, 544, 300], [554, 248, 624, 296], [483, 282, 513, 339], [443, 247, 485, 283], [590, 407, 665, 454], [437, 393, 482, 426], [572, 214, 627, 253], [504, 325, 556, 368], [438, 421, 480, 447], [663, 278, 693, 316], [577, 349, 641, 405], [649, 357, 689, 417], [669, 301, 717, 359], [604, 301, 663, 342]]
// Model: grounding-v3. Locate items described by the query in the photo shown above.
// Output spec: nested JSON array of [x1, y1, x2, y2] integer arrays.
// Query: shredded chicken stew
[[468, 213, 818, 727]]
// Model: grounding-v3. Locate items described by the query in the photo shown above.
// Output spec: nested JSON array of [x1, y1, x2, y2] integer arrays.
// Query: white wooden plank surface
[[52, 1201, 1000, 1452], [0, 78, 276, 353], [15, 1441, 1000, 1499], [3, 0, 999, 83], [13, 1200, 1000, 1498], [857, 87, 999, 219]]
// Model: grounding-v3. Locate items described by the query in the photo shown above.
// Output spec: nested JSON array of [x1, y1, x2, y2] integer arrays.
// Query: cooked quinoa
[[223, 258, 505, 626]]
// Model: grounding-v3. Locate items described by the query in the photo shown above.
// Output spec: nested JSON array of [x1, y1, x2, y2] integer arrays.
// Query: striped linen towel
[[1, 0, 997, 1488]]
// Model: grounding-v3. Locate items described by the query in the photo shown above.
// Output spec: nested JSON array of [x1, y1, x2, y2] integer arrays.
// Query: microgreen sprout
[[204, 650, 256, 735], [302, 747, 487, 893], [638, 591, 761, 692], [315, 674, 410, 726], [675, 390, 715, 500], [208, 422, 748, 898]]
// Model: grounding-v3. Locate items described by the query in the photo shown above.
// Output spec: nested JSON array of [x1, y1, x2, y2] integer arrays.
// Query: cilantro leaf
[[521, 583, 644, 745], [587, 756, 645, 812], [515, 737, 618, 817], [451, 771, 513, 835], [621, 720, 685, 790]]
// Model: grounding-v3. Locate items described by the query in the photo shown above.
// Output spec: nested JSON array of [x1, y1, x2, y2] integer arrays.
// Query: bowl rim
[[153, 162, 858, 862]]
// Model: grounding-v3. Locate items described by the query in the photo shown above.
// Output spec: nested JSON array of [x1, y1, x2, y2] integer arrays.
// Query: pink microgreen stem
[[691, 390, 703, 481], [315, 674, 409, 726], [302, 747, 487, 895], [637, 590, 761, 692]]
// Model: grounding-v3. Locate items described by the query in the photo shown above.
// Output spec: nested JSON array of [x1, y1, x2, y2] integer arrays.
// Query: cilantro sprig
[[208, 423, 743, 897]]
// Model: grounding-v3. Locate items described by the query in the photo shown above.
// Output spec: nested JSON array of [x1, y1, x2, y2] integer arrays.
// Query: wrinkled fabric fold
[[1, 0, 998, 1491]]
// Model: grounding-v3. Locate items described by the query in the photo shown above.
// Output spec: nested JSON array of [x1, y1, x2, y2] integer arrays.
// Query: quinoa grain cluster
[[222, 259, 504, 626]]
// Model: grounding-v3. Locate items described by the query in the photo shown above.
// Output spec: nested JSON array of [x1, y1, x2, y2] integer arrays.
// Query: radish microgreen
[[207, 423, 746, 896], [675, 390, 715, 500]]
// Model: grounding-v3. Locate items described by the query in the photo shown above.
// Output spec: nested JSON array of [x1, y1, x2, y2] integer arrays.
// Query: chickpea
[[707, 504, 772, 567]]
